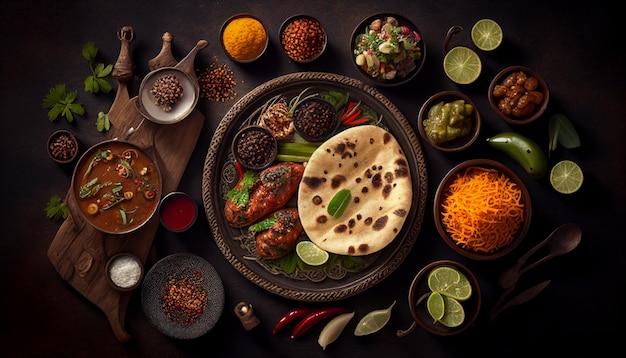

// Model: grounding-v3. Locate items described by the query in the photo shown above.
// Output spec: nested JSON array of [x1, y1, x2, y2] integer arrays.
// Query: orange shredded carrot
[[441, 167, 524, 253]]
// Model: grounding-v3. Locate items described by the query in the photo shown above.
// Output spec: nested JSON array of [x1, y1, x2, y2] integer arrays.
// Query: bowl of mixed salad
[[351, 13, 426, 86]]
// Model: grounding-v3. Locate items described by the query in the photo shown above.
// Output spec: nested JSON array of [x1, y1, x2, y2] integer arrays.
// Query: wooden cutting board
[[47, 26, 206, 342]]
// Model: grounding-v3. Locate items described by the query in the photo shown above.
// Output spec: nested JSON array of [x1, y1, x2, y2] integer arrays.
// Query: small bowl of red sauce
[[159, 192, 198, 232]]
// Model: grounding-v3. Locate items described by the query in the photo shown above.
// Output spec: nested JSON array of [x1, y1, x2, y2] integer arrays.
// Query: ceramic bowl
[[232, 125, 278, 171], [159, 191, 198, 233], [351, 13, 426, 86], [47, 130, 78, 164], [417, 91, 481, 152], [279, 15, 327, 63], [434, 159, 532, 260], [137, 67, 199, 125], [407, 260, 481, 336], [220, 14, 269, 63], [106, 253, 144, 292], [292, 98, 340, 142], [488, 65, 549, 125]]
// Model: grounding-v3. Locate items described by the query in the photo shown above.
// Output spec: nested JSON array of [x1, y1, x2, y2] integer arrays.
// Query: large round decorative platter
[[202, 72, 428, 302], [141, 253, 225, 339]]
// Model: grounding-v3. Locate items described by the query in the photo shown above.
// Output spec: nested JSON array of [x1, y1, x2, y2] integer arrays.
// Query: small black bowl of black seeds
[[232, 125, 278, 171], [47, 129, 78, 164], [293, 98, 339, 142]]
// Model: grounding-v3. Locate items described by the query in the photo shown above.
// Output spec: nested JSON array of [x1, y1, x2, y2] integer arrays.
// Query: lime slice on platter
[[427, 266, 472, 301], [550, 160, 584, 194], [471, 19, 503, 51], [443, 46, 482, 84], [296, 240, 329, 266]]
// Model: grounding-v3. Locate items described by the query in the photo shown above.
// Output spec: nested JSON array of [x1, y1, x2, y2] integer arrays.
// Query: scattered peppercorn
[[293, 99, 338, 141], [150, 74, 184, 112], [197, 63, 237, 102], [49, 133, 78, 162], [281, 17, 326, 62]]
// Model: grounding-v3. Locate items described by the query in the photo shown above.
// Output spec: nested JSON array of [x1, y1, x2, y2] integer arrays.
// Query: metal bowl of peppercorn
[[232, 125, 278, 171], [279, 14, 327, 63], [293, 97, 340, 142], [47, 129, 78, 164], [137, 67, 199, 125]]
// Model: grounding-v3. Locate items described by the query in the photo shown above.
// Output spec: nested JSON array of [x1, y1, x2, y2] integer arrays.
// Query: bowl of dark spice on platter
[[137, 67, 199, 125], [293, 97, 340, 142], [106, 253, 144, 292], [220, 14, 269, 63], [232, 125, 278, 171], [47, 129, 78, 164], [280, 15, 327, 63]]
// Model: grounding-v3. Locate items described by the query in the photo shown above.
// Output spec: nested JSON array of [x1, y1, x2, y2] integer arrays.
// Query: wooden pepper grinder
[[235, 302, 260, 330]]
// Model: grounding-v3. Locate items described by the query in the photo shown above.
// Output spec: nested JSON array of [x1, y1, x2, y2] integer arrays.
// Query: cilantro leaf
[[45, 195, 69, 220], [42, 84, 85, 122], [82, 42, 113, 94], [96, 111, 111, 132]]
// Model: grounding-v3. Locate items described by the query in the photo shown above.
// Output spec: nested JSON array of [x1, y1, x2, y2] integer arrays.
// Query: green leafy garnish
[[548, 113, 581, 153], [327, 189, 352, 219], [82, 42, 113, 94], [278, 253, 298, 274], [322, 91, 349, 111], [45, 195, 69, 220], [42, 84, 85, 122], [226, 171, 259, 206], [248, 215, 279, 233], [96, 111, 111, 132]]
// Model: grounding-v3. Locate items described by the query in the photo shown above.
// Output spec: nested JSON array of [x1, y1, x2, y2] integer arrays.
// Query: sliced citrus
[[443, 46, 482, 84], [471, 19, 503, 51], [438, 296, 465, 327], [354, 300, 396, 336], [426, 292, 445, 323], [550, 160, 584, 194], [427, 266, 472, 301], [296, 240, 329, 266]]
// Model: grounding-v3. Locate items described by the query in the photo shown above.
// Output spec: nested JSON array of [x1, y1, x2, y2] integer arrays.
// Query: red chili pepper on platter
[[345, 117, 371, 125], [234, 160, 244, 181], [341, 101, 362, 124], [272, 308, 315, 334], [290, 307, 349, 339]]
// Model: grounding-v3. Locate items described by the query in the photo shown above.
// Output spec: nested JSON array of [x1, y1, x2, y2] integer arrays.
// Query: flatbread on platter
[[297, 125, 412, 256]]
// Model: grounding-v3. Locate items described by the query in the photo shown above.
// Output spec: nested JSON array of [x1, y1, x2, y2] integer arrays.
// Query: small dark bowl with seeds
[[293, 98, 340, 142], [47, 129, 78, 164], [279, 15, 327, 63], [232, 125, 278, 171]]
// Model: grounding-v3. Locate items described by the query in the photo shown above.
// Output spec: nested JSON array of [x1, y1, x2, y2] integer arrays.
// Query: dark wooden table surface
[[1, 1, 623, 357]]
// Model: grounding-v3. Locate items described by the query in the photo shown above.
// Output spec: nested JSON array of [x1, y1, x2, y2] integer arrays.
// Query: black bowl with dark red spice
[[47, 129, 78, 164], [232, 125, 278, 171], [279, 15, 327, 63], [293, 98, 339, 142]]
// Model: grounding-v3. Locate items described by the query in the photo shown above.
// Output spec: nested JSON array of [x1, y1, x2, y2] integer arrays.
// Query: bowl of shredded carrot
[[434, 159, 532, 260]]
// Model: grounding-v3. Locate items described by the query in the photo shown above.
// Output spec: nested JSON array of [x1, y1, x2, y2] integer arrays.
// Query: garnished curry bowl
[[488, 65, 549, 125], [434, 159, 531, 260], [417, 91, 481, 152], [406, 260, 481, 336], [71, 140, 162, 235], [351, 13, 426, 87], [279, 15, 327, 63], [220, 14, 269, 63]]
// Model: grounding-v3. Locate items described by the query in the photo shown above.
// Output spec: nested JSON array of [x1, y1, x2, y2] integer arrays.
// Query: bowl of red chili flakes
[[141, 253, 225, 339], [279, 15, 328, 63]]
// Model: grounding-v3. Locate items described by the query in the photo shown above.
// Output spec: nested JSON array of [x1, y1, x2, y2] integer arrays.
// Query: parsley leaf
[[96, 111, 111, 132], [45, 195, 70, 220], [226, 171, 259, 206], [42, 84, 85, 122], [82, 42, 113, 94]]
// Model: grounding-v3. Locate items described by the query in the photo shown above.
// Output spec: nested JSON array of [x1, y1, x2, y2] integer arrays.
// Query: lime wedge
[[426, 292, 445, 323], [550, 160, 584, 194], [443, 46, 482, 84], [296, 240, 329, 266], [427, 266, 472, 301], [471, 19, 503, 51], [438, 296, 465, 327]]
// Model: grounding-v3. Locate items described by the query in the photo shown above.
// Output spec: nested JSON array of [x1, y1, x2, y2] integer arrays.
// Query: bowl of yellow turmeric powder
[[220, 14, 269, 63], [434, 159, 532, 261]]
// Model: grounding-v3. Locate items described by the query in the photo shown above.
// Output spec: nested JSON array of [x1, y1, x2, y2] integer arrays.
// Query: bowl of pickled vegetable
[[417, 91, 481, 152], [351, 13, 426, 86]]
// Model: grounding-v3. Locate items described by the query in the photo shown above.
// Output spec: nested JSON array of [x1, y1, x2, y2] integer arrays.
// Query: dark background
[[1, 1, 623, 357]]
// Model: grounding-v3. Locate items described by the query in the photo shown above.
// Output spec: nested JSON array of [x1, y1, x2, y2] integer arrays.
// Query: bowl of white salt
[[106, 253, 144, 291]]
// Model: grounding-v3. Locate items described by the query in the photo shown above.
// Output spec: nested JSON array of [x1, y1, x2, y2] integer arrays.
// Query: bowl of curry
[[71, 140, 162, 235]]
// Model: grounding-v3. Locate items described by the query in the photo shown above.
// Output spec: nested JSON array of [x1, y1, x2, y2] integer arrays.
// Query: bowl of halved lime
[[400, 260, 481, 336]]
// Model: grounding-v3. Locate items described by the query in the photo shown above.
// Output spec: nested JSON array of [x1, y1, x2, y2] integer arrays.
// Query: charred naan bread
[[297, 125, 412, 256]]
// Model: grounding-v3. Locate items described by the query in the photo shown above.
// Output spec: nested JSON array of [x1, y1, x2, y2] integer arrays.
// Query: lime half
[[296, 241, 329, 266], [427, 266, 472, 301], [426, 292, 445, 323], [443, 46, 482, 84], [550, 160, 584, 194], [471, 19, 503, 51], [438, 296, 465, 327]]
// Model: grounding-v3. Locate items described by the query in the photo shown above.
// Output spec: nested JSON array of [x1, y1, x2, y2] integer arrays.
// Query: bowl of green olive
[[417, 91, 481, 152]]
